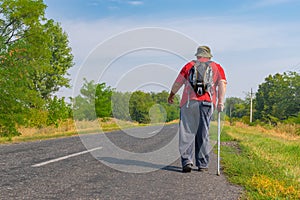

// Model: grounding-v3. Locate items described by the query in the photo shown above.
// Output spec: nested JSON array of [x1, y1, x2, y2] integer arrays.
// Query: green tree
[[225, 97, 248, 118], [129, 91, 154, 123], [95, 83, 113, 118], [255, 72, 300, 124], [111, 91, 131, 121], [32, 19, 73, 99], [0, 0, 46, 137], [73, 79, 97, 121], [0, 0, 73, 137], [46, 96, 72, 127], [73, 79, 113, 120], [151, 91, 180, 122]]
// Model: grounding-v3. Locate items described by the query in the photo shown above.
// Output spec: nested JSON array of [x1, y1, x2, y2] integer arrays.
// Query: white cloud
[[127, 1, 144, 6], [88, 0, 102, 6]]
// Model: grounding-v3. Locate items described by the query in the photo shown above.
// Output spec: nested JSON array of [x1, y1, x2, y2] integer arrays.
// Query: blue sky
[[45, 0, 300, 21], [44, 0, 300, 98]]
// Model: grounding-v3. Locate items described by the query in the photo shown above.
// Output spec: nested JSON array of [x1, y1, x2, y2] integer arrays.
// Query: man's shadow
[[98, 157, 182, 173]]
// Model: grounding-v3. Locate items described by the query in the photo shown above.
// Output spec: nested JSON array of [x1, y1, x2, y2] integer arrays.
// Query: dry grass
[[0, 118, 140, 143], [233, 122, 300, 141], [0, 118, 179, 144], [18, 119, 76, 136]]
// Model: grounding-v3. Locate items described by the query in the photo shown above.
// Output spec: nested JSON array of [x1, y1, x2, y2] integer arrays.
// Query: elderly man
[[168, 46, 227, 173]]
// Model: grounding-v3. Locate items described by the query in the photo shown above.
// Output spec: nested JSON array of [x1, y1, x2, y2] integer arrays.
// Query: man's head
[[195, 46, 213, 58]]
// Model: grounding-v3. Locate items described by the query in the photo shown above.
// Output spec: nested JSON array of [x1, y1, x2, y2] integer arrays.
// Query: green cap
[[195, 46, 213, 58]]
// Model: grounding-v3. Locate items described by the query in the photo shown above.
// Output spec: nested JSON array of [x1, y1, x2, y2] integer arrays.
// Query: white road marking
[[32, 147, 103, 167], [148, 130, 160, 135]]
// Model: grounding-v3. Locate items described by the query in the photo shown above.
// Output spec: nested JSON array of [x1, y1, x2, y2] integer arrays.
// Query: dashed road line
[[32, 147, 103, 167], [148, 130, 160, 135]]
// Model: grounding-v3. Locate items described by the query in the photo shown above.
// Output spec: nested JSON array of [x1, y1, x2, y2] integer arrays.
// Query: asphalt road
[[0, 124, 242, 200]]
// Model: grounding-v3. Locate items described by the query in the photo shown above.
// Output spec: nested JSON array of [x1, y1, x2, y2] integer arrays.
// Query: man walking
[[168, 46, 227, 173]]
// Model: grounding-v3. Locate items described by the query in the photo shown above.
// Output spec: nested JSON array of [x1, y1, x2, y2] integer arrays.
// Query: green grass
[[220, 123, 300, 199]]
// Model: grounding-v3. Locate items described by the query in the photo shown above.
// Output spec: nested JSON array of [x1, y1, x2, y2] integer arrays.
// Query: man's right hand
[[217, 103, 224, 112], [168, 94, 174, 104]]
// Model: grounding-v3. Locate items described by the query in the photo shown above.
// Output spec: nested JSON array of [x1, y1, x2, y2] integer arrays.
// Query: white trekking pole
[[217, 111, 221, 176]]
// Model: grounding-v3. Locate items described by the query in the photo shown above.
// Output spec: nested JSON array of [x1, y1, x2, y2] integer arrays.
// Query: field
[[220, 122, 300, 199]]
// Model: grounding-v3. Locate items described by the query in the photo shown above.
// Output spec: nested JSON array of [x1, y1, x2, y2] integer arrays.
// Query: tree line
[[74, 71, 299, 128], [72, 79, 180, 124], [225, 71, 299, 126]]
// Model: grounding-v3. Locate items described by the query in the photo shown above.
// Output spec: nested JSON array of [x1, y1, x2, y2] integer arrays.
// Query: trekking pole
[[217, 111, 221, 176]]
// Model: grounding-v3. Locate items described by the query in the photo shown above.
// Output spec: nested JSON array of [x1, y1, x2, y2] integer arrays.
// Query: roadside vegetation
[[0, 118, 145, 143], [220, 122, 300, 199], [0, 116, 179, 144]]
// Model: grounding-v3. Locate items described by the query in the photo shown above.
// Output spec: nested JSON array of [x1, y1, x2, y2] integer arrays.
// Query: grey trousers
[[179, 100, 213, 168]]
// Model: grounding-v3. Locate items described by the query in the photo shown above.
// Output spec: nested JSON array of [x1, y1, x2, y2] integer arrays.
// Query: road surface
[[0, 124, 242, 199]]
